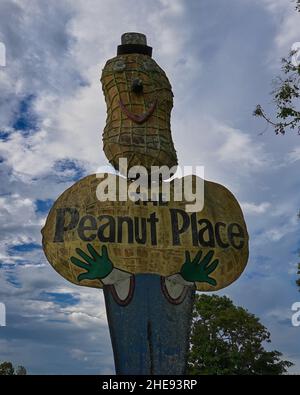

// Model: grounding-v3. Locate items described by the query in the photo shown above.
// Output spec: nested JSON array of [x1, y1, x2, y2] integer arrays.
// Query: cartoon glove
[[180, 250, 219, 286], [70, 244, 113, 282]]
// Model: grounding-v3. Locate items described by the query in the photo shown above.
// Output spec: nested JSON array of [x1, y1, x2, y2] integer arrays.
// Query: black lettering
[[147, 212, 159, 245], [158, 193, 168, 206], [54, 208, 79, 242], [77, 215, 97, 242], [169, 209, 190, 246], [228, 223, 245, 250], [118, 217, 134, 243], [134, 217, 147, 244], [198, 219, 215, 248], [191, 213, 199, 246], [215, 222, 229, 248], [97, 215, 115, 242]]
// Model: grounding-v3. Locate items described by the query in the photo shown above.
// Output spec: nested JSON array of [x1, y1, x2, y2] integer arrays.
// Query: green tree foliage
[[188, 294, 293, 375], [0, 361, 27, 375], [15, 365, 27, 375], [297, 271, 300, 288], [254, 1, 300, 135], [253, 0, 300, 287]]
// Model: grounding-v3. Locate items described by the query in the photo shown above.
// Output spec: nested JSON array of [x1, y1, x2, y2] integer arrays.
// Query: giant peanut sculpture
[[42, 33, 249, 375]]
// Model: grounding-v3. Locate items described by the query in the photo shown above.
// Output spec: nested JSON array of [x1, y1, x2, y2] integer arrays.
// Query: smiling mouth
[[119, 99, 157, 124]]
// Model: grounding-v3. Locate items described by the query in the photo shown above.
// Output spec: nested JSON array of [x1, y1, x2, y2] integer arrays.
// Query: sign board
[[42, 174, 249, 292]]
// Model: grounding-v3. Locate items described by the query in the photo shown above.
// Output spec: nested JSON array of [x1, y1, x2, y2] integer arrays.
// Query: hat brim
[[117, 44, 152, 57]]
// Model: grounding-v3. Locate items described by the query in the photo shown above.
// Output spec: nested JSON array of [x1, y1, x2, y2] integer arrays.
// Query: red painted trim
[[119, 99, 157, 124], [109, 276, 135, 306], [160, 276, 189, 305]]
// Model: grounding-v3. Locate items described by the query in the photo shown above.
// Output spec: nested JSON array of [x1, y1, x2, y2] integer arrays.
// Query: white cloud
[[260, 0, 300, 64], [260, 218, 298, 244], [287, 146, 300, 163], [0, 0, 198, 179], [216, 125, 270, 169], [0, 0, 299, 374], [241, 201, 271, 215], [173, 114, 272, 198]]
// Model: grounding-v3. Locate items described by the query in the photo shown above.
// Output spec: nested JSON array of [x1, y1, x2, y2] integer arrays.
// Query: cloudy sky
[[0, 0, 300, 374]]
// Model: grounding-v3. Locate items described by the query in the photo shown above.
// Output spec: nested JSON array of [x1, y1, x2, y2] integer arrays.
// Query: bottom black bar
[[0, 374, 291, 393]]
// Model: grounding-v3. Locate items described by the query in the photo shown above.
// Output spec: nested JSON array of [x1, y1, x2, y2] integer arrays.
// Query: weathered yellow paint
[[101, 53, 178, 173], [42, 174, 249, 291]]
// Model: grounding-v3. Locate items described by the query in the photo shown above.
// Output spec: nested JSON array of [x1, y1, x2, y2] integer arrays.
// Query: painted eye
[[113, 60, 126, 72], [142, 60, 156, 71]]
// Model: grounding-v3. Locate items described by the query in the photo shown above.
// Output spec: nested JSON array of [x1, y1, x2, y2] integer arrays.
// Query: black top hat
[[117, 32, 152, 57]]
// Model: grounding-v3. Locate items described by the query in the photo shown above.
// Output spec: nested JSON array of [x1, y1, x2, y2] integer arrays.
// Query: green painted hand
[[180, 250, 219, 286], [70, 244, 113, 282]]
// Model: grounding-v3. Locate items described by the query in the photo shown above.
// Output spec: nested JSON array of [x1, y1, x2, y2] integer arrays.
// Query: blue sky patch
[[53, 158, 86, 182], [0, 131, 10, 141], [35, 199, 54, 214], [8, 243, 42, 254], [1, 0, 300, 375], [39, 291, 80, 307], [5, 271, 22, 288], [12, 94, 38, 136]]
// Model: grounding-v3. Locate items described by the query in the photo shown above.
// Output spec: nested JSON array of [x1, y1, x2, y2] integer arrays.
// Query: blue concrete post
[[104, 273, 195, 375]]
